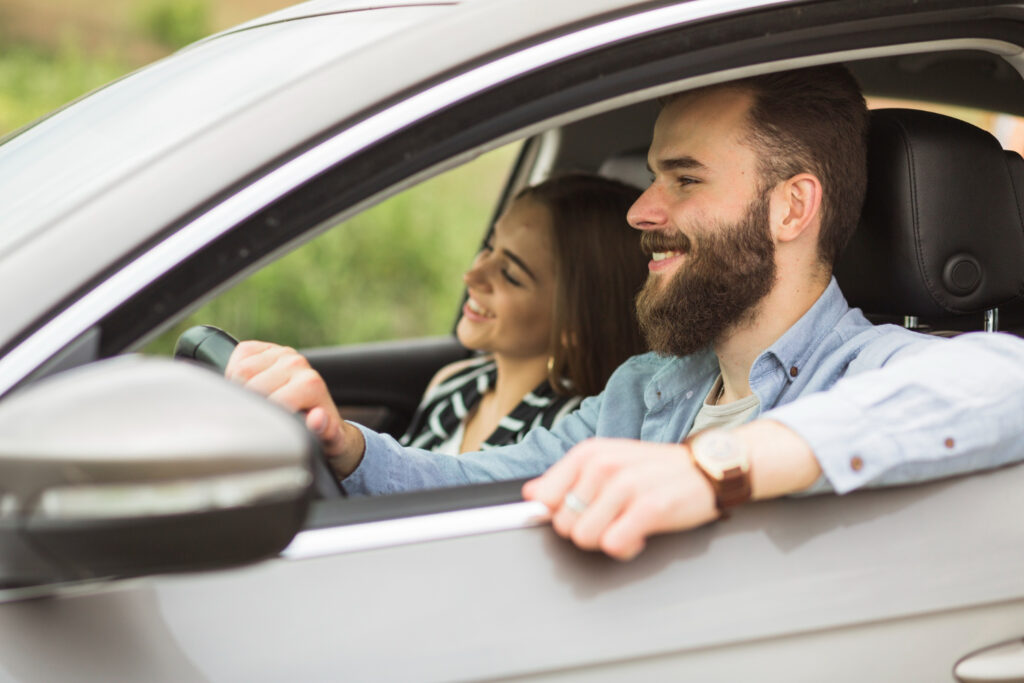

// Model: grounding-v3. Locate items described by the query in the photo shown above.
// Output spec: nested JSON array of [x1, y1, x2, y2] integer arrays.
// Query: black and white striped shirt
[[399, 356, 582, 454]]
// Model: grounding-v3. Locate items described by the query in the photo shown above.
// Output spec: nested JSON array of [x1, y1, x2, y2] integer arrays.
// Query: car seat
[[834, 108, 1024, 334]]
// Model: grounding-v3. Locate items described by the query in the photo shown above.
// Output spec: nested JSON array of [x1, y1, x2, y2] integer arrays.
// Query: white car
[[0, 1, 1023, 681]]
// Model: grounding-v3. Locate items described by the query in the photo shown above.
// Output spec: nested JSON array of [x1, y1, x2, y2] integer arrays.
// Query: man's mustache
[[640, 230, 691, 256]]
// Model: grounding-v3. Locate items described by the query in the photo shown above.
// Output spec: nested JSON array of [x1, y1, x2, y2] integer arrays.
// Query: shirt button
[[656, 391, 662, 399], [789, 366, 799, 378], [944, 437, 955, 449], [850, 456, 864, 472]]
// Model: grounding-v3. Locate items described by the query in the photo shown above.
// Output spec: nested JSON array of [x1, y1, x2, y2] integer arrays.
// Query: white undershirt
[[691, 375, 760, 434]]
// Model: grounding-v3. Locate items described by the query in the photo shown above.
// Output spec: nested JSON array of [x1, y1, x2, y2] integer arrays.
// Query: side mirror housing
[[0, 356, 314, 590]]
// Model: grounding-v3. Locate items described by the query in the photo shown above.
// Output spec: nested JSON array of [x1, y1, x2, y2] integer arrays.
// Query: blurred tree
[[0, 0, 520, 353], [138, 0, 211, 50]]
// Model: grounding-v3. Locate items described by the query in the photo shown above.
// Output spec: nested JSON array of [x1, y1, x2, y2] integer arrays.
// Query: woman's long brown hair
[[516, 173, 649, 397]]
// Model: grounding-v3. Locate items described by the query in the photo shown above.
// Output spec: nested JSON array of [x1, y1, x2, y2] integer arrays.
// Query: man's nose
[[626, 183, 668, 231]]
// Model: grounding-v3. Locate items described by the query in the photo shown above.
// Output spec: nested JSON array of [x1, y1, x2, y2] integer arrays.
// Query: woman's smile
[[463, 296, 495, 321]]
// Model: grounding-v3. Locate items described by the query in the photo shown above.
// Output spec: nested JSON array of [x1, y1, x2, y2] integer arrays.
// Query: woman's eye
[[501, 269, 523, 287]]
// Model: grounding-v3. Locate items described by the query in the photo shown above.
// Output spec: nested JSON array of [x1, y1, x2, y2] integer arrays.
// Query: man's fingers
[[306, 407, 329, 435], [598, 496, 666, 560], [266, 367, 330, 414], [550, 452, 626, 544], [564, 478, 632, 550], [243, 353, 312, 403], [224, 340, 279, 379], [522, 441, 592, 509], [600, 482, 719, 559]]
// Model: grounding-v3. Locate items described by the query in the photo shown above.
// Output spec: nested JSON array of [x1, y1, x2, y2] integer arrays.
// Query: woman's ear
[[770, 173, 823, 244]]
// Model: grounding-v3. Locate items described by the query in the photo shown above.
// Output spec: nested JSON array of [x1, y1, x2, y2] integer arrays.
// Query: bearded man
[[227, 65, 1024, 560]]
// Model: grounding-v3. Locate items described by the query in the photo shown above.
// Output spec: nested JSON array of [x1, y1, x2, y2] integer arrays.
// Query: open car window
[[145, 143, 520, 353]]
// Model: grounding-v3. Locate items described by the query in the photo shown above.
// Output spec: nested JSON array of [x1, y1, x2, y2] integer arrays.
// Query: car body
[[1, 0, 1024, 680]]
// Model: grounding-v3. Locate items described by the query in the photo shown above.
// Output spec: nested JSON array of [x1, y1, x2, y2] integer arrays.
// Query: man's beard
[[635, 193, 776, 357]]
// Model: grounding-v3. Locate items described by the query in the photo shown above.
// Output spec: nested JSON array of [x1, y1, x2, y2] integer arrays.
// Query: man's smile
[[641, 230, 692, 273], [643, 231, 692, 274], [648, 250, 686, 272]]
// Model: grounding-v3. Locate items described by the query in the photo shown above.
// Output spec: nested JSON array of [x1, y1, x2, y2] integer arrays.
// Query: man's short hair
[[670, 65, 869, 268]]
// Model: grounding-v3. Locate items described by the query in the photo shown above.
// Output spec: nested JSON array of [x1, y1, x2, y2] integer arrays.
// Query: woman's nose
[[463, 259, 492, 290]]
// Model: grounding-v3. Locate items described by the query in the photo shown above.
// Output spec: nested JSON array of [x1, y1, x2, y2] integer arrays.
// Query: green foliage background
[[0, 0, 517, 355], [146, 149, 516, 354]]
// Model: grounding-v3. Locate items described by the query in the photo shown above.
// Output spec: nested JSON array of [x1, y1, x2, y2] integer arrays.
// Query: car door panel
[[2, 463, 1020, 682]]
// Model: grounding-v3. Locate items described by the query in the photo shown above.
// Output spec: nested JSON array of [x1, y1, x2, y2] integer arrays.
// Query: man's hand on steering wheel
[[225, 340, 365, 477]]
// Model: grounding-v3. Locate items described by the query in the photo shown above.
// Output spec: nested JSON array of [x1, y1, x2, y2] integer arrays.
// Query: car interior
[[296, 49, 1024, 451], [73, 35, 1024, 524]]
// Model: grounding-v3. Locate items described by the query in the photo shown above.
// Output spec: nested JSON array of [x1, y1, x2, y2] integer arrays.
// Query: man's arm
[[767, 331, 1024, 493], [522, 421, 818, 560], [225, 340, 604, 495], [524, 332, 1024, 560]]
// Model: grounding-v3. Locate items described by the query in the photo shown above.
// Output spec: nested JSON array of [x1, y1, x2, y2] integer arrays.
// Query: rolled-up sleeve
[[765, 332, 1024, 494]]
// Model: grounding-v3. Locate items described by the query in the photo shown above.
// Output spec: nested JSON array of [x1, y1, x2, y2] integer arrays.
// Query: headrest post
[[984, 308, 999, 332], [903, 315, 918, 330]]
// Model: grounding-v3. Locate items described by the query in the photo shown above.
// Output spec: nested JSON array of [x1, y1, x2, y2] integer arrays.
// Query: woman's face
[[456, 197, 557, 361]]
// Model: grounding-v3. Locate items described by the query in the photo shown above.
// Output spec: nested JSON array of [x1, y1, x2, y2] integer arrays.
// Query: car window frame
[[6, 0, 1022, 397], [96, 0, 1024, 362]]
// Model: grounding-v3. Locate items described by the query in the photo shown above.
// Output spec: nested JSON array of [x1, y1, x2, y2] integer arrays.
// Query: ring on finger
[[563, 491, 588, 515]]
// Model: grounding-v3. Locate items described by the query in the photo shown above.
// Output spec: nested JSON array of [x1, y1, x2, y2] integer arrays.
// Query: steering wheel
[[174, 325, 346, 498]]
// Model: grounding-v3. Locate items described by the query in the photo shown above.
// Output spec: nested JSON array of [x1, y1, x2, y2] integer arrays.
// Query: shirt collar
[[753, 276, 850, 382]]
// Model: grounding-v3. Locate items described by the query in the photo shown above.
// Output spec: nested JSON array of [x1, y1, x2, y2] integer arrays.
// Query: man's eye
[[677, 176, 699, 187], [501, 269, 523, 287]]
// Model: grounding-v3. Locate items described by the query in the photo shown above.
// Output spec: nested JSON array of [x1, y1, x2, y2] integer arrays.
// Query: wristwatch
[[683, 429, 752, 510]]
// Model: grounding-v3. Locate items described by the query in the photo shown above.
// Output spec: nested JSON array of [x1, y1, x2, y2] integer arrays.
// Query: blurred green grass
[[0, 1, 518, 354], [0, 38, 129, 134]]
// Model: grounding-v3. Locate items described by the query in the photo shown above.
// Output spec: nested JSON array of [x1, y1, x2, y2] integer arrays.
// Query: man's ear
[[770, 173, 822, 244]]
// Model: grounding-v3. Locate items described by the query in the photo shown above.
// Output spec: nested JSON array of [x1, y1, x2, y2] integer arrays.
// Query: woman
[[400, 173, 648, 454]]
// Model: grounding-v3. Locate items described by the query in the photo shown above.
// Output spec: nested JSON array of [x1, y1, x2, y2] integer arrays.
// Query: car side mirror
[[0, 356, 314, 591]]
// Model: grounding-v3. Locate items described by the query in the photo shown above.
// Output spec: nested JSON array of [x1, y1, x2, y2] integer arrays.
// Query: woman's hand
[[225, 341, 365, 476]]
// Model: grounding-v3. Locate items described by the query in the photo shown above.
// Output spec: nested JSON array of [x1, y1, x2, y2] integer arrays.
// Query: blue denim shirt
[[345, 278, 1024, 495]]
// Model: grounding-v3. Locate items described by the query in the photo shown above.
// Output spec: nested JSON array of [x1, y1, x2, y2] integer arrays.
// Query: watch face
[[693, 430, 749, 480], [699, 431, 738, 464], [690, 430, 752, 508]]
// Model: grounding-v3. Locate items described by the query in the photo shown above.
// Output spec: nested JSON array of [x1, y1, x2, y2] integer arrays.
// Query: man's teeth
[[652, 251, 681, 261], [467, 299, 494, 317]]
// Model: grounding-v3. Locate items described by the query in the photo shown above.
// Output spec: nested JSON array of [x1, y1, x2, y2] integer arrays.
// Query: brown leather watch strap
[[716, 464, 752, 509], [683, 430, 752, 511]]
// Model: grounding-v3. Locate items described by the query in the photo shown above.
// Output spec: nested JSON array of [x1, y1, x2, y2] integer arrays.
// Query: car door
[[2, 1, 1024, 681]]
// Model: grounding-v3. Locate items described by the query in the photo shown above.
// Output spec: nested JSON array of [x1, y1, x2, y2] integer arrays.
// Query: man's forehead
[[648, 87, 755, 167]]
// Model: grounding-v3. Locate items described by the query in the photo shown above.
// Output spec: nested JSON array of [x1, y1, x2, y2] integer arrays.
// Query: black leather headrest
[[835, 108, 1024, 317]]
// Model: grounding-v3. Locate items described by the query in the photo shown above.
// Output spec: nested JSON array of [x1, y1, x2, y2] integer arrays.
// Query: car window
[[867, 96, 1024, 152], [145, 142, 521, 353]]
